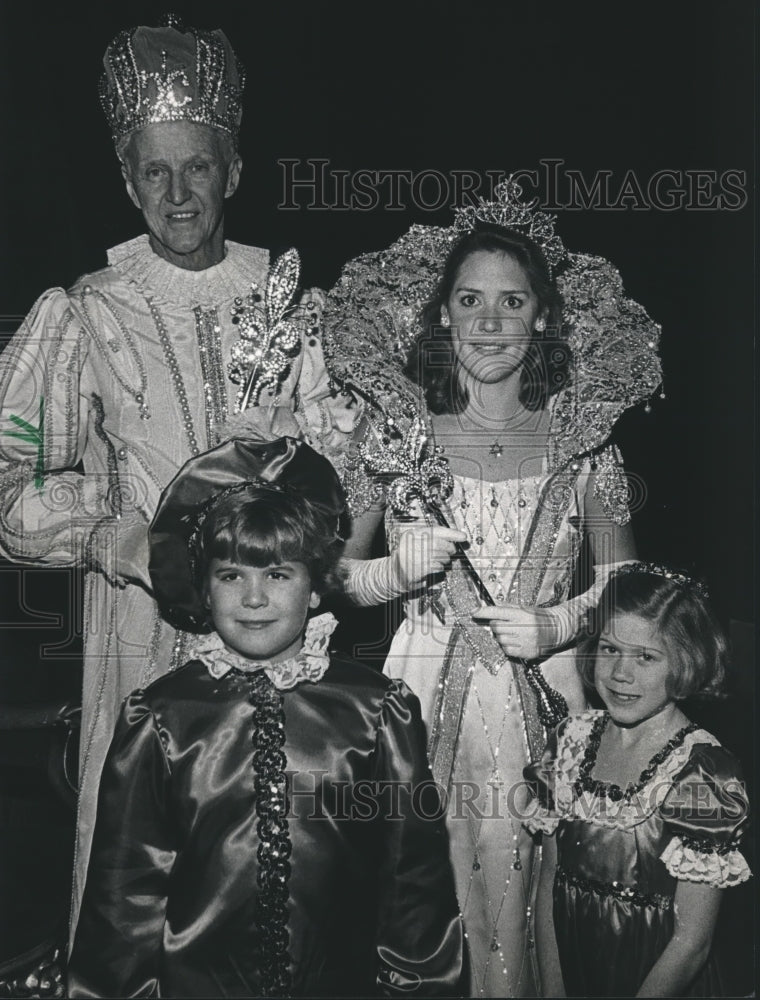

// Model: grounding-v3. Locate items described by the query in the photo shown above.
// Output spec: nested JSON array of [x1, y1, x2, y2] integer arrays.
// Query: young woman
[[324, 180, 661, 996]]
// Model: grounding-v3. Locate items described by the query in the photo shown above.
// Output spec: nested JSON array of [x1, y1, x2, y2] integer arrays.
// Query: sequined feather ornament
[[550, 253, 662, 470], [359, 415, 453, 515], [228, 249, 310, 411], [322, 222, 455, 517]]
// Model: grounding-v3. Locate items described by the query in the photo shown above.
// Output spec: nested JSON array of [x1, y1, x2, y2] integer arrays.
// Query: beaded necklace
[[146, 297, 201, 456], [80, 287, 151, 420]]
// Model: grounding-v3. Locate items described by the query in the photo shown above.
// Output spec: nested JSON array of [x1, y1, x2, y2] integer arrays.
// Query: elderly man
[[0, 18, 342, 935]]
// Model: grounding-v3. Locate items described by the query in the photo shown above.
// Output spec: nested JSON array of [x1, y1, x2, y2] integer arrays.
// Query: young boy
[[68, 437, 464, 998]]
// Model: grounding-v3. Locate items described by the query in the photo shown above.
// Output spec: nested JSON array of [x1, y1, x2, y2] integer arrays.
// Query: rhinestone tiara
[[453, 177, 567, 272], [611, 562, 710, 598]]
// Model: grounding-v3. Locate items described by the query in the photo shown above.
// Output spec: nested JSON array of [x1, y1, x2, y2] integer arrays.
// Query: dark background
[[0, 0, 755, 987]]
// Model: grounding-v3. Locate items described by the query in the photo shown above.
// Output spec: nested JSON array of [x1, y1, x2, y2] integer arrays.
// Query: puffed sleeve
[[591, 442, 631, 526], [0, 288, 93, 566], [0, 289, 150, 582], [523, 723, 563, 834], [0, 288, 91, 470], [68, 692, 176, 999], [658, 743, 751, 888], [371, 679, 465, 997], [0, 462, 151, 585]]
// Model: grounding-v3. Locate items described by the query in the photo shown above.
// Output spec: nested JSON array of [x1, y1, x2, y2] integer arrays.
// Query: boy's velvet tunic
[[68, 652, 464, 998]]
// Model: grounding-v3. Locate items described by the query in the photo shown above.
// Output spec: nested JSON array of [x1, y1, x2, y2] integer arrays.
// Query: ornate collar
[[187, 612, 338, 690], [107, 234, 269, 308], [322, 227, 662, 467], [575, 712, 700, 803], [550, 710, 718, 830]]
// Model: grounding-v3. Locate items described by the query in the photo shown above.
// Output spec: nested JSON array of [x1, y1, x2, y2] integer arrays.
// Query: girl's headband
[[610, 562, 710, 598]]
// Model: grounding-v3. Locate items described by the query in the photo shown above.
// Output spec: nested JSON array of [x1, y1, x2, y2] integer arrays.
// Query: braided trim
[[249, 672, 292, 996], [556, 865, 673, 909]]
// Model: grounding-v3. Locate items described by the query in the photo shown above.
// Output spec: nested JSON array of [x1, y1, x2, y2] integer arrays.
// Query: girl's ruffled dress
[[525, 710, 751, 997]]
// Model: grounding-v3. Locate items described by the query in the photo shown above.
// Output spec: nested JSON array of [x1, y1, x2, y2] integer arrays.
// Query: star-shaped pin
[[489, 441, 503, 457]]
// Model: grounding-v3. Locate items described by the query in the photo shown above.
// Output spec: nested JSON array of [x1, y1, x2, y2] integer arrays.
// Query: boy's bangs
[[210, 506, 307, 568]]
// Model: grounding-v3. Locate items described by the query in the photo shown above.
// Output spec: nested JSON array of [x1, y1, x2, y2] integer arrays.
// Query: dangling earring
[[534, 316, 546, 333], [440, 307, 450, 328]]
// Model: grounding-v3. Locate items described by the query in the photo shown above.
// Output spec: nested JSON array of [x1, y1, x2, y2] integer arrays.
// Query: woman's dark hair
[[576, 571, 728, 701], [193, 486, 344, 598], [404, 226, 569, 414]]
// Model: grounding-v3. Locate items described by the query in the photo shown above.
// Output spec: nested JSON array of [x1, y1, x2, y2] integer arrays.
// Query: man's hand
[[471, 604, 561, 660]]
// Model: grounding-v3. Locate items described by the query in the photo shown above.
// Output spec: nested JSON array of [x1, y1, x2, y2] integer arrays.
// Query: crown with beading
[[100, 15, 245, 151]]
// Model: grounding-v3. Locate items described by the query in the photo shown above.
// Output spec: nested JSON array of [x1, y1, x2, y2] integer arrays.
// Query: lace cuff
[[660, 836, 752, 888], [523, 803, 560, 835]]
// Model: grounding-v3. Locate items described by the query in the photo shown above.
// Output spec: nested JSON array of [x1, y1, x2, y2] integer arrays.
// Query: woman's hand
[[471, 605, 561, 660], [391, 526, 468, 591]]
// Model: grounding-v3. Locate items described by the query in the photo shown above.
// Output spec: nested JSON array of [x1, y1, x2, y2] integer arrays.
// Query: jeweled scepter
[[228, 249, 305, 412], [359, 414, 495, 607]]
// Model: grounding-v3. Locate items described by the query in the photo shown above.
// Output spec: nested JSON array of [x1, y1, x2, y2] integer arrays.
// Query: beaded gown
[[525, 710, 751, 997], [67, 647, 464, 998], [385, 466, 590, 998], [0, 236, 347, 932]]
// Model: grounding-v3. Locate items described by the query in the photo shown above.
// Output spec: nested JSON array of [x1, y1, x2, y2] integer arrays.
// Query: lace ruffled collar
[[188, 612, 338, 690], [107, 234, 269, 308]]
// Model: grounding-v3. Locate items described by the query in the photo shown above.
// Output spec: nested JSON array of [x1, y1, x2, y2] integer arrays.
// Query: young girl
[[525, 563, 751, 998], [67, 436, 464, 999]]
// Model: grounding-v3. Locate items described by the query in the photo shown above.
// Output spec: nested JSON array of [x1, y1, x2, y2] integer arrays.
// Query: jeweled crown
[[100, 16, 245, 151], [453, 177, 567, 272]]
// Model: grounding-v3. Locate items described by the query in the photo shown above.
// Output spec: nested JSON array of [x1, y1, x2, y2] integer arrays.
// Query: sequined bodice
[[447, 473, 544, 605], [388, 468, 583, 613]]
